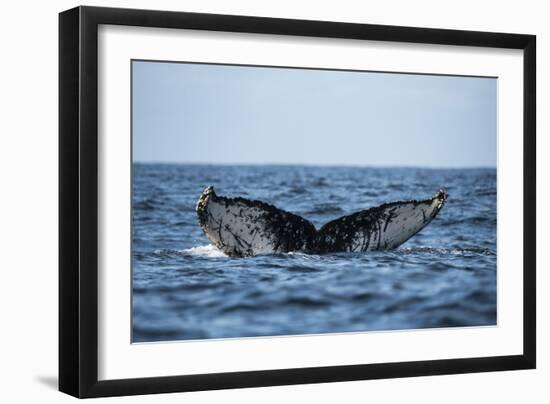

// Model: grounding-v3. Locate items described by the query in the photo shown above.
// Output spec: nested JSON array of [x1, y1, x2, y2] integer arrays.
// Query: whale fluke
[[196, 186, 447, 257]]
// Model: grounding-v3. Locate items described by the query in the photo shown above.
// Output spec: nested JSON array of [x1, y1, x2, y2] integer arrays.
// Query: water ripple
[[132, 164, 497, 342]]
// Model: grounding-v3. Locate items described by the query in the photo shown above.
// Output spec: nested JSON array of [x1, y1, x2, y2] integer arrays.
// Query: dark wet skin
[[197, 187, 447, 257]]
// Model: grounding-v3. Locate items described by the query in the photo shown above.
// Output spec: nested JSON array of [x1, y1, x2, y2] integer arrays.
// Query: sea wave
[[398, 246, 495, 256], [155, 244, 495, 259], [133, 164, 497, 342], [180, 245, 227, 258], [153, 245, 227, 258]]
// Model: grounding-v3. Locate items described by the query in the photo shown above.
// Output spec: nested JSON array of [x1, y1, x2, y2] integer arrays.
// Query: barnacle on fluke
[[196, 186, 447, 257]]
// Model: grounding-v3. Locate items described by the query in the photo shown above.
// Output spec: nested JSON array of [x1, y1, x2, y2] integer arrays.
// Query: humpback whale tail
[[196, 186, 447, 257]]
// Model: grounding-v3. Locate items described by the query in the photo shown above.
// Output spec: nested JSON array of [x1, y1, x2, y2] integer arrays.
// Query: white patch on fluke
[[200, 195, 280, 256]]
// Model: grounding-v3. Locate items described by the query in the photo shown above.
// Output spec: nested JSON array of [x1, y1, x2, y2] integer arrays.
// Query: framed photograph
[[59, 6, 536, 398]]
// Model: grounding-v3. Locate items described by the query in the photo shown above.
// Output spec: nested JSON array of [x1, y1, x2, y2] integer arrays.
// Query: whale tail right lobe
[[315, 189, 447, 253]]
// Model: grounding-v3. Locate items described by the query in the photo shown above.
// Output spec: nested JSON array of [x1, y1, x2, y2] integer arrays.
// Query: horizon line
[[132, 161, 497, 170]]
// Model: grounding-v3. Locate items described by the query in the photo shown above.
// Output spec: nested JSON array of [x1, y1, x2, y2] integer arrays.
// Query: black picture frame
[[59, 5, 536, 398]]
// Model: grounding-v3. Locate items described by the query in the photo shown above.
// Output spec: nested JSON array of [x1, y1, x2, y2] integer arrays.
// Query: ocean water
[[132, 164, 497, 342]]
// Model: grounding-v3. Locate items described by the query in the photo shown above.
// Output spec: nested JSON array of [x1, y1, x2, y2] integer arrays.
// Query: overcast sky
[[132, 60, 496, 168]]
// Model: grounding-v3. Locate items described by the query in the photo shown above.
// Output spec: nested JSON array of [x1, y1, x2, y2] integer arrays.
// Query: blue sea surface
[[132, 164, 497, 342]]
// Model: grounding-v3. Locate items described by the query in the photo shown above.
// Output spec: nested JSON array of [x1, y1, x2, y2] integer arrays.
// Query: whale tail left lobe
[[196, 186, 317, 257]]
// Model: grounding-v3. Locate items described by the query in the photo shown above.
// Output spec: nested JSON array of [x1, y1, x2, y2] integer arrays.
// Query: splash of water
[[180, 244, 226, 258]]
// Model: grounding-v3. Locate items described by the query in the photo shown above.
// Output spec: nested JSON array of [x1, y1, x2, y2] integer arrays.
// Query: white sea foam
[[180, 244, 226, 258]]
